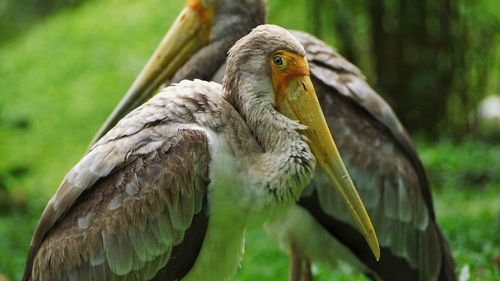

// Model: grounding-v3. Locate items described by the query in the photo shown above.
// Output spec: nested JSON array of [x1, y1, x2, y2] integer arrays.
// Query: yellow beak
[[275, 68, 380, 261], [91, 1, 214, 145]]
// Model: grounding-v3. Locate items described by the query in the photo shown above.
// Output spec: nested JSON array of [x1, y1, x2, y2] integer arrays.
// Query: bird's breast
[[180, 131, 252, 281]]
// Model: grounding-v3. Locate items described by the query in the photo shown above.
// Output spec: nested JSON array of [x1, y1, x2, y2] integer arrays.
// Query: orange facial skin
[[187, 0, 215, 23], [270, 50, 311, 109]]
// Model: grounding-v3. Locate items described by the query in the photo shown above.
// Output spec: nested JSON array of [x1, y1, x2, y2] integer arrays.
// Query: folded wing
[[292, 30, 455, 281], [23, 81, 225, 281]]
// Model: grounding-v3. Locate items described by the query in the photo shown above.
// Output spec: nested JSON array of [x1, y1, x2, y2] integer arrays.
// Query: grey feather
[[25, 82, 220, 280], [102, 229, 134, 276], [287, 29, 454, 280]]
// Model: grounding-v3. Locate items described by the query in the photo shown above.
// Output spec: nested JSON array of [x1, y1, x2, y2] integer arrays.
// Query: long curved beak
[[90, 2, 214, 145], [276, 74, 381, 261]]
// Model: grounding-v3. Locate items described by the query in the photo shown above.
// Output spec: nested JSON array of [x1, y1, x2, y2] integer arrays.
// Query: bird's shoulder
[[290, 29, 434, 212], [290, 30, 416, 157], [97, 80, 226, 143], [23, 81, 221, 280]]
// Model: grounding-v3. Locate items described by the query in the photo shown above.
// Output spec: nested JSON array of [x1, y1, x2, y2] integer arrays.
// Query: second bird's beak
[[273, 53, 381, 261], [91, 1, 214, 145]]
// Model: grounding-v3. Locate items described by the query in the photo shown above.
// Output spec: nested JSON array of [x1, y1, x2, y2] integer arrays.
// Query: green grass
[[0, 0, 499, 280], [418, 139, 500, 280]]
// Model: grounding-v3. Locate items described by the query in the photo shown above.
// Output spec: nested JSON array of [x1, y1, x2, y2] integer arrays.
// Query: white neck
[[224, 73, 316, 208]]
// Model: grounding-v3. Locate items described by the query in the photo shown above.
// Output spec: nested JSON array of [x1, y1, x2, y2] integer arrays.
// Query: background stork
[[91, 1, 456, 280], [23, 24, 378, 281]]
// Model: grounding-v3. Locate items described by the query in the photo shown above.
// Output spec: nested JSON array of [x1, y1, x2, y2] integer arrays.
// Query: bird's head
[[91, 0, 265, 143], [222, 24, 307, 110], [223, 24, 380, 260]]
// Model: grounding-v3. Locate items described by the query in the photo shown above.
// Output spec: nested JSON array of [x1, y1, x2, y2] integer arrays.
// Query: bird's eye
[[273, 55, 284, 66]]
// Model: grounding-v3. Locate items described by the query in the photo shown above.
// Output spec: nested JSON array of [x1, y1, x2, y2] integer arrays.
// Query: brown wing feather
[[291, 30, 455, 280], [25, 129, 209, 281], [22, 80, 226, 281]]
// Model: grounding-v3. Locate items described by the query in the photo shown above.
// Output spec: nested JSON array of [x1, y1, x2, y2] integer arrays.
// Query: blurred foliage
[[0, 0, 85, 45], [0, 0, 499, 280], [306, 0, 500, 137], [419, 138, 500, 191], [2, 0, 499, 136]]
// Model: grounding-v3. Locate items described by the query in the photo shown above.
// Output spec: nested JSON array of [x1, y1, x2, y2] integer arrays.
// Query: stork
[[92, 1, 456, 280], [22, 24, 379, 281]]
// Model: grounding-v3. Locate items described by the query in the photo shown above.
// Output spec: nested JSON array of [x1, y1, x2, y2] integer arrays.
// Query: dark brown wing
[[291, 30, 455, 281], [22, 81, 228, 281]]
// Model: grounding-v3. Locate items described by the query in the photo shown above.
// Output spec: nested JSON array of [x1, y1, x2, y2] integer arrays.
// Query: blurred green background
[[0, 0, 499, 280]]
